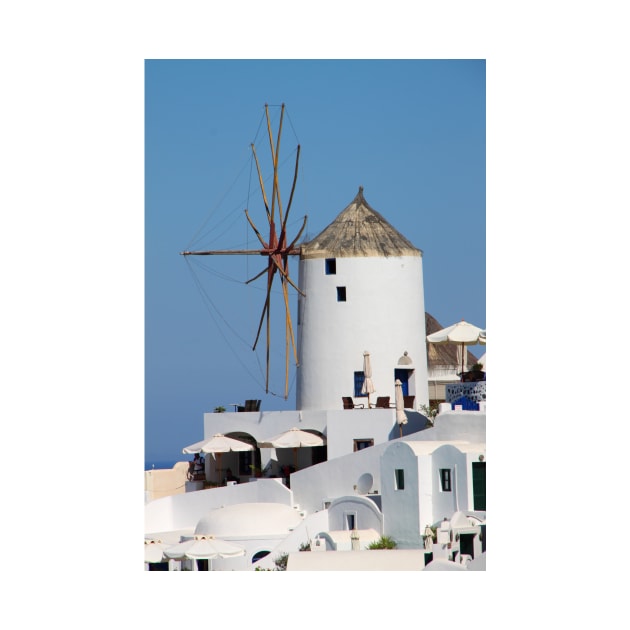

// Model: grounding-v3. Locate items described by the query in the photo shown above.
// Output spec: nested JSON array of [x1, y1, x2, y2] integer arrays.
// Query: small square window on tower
[[336, 286, 346, 302], [325, 258, 337, 275]]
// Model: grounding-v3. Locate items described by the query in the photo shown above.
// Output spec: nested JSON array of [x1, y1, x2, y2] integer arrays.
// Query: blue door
[[394, 369, 409, 396]]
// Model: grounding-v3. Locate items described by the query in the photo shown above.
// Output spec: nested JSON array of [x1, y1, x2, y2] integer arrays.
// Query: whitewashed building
[[296, 187, 429, 411]]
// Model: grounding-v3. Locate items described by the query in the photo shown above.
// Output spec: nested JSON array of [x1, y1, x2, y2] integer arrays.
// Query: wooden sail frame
[[181, 104, 306, 399]]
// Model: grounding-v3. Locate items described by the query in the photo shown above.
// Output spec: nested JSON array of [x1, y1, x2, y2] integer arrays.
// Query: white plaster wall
[[325, 408, 399, 460], [252, 510, 330, 570], [202, 409, 328, 443], [379, 442, 477, 549], [200, 409, 329, 476], [418, 455, 435, 535], [380, 441, 422, 548], [210, 534, 292, 571], [282, 413, 486, 517], [430, 445, 468, 521], [200, 408, 414, 464], [144, 479, 293, 535], [327, 496, 383, 532], [290, 441, 386, 515], [428, 411, 486, 443], [296, 255, 429, 411]]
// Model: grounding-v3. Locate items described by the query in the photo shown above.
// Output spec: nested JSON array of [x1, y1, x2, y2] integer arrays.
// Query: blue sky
[[146, 60, 486, 465]]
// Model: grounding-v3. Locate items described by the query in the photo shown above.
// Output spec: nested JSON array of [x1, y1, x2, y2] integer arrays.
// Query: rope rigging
[[181, 104, 307, 399], [185, 255, 291, 398]]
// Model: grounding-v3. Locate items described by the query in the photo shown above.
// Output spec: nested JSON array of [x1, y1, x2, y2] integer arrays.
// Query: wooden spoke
[[269, 255, 304, 296], [287, 215, 308, 251], [245, 266, 269, 285], [283, 144, 301, 228], [252, 268, 274, 352], [265, 103, 285, 226], [244, 209, 269, 249], [265, 275, 271, 392], [182, 104, 303, 399], [281, 273, 299, 366], [251, 145, 271, 222]]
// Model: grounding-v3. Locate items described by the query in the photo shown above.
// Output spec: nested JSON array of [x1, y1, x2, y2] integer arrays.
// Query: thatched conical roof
[[301, 187, 421, 259], [425, 312, 479, 368]]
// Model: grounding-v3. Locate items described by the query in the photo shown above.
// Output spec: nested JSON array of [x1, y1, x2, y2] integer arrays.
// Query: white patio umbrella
[[144, 539, 172, 564], [182, 433, 254, 485], [426, 320, 486, 375], [395, 379, 407, 437], [164, 535, 245, 571], [361, 351, 376, 407], [258, 427, 326, 471]]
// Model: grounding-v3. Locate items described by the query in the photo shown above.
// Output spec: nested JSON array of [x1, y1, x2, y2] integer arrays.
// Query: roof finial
[[358, 185, 364, 195]]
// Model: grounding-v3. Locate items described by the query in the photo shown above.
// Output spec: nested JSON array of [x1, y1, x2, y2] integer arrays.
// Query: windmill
[[181, 104, 307, 399]]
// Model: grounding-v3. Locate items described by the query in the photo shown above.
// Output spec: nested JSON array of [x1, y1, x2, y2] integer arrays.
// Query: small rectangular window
[[325, 258, 337, 275], [336, 286, 346, 302], [440, 468, 452, 492], [346, 512, 357, 530], [395, 469, 405, 490], [353, 439, 374, 451]]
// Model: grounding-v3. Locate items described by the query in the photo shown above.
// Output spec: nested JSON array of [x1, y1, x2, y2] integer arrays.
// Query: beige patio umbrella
[[426, 320, 486, 375], [144, 538, 172, 564], [183, 434, 254, 485], [395, 379, 407, 437], [258, 427, 326, 471], [164, 535, 245, 571], [361, 350, 376, 407]]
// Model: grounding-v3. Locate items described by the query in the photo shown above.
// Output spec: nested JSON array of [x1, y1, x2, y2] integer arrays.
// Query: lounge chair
[[342, 396, 364, 409], [244, 399, 261, 411], [403, 395, 415, 408], [371, 396, 390, 409]]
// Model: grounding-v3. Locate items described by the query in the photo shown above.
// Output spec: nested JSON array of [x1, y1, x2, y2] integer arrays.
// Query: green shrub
[[274, 552, 288, 570], [367, 535, 397, 549]]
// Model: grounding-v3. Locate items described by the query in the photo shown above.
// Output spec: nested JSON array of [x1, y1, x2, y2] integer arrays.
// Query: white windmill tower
[[296, 187, 429, 411], [182, 106, 429, 412]]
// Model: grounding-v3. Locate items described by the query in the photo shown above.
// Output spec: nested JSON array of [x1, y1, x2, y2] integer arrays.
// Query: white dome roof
[[195, 502, 303, 538]]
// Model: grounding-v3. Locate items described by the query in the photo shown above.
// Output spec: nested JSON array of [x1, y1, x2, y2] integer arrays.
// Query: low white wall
[[144, 479, 293, 536], [144, 462, 189, 502], [429, 411, 486, 442]]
